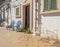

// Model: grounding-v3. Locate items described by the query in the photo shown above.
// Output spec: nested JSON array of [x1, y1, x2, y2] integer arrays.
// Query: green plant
[[25, 28, 31, 34], [20, 27, 31, 34]]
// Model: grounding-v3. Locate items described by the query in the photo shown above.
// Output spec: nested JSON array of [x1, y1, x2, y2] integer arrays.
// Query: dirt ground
[[0, 27, 60, 47]]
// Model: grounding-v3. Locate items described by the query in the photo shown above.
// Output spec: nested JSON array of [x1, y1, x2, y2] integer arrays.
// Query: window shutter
[[44, 0, 48, 11], [51, 0, 57, 10], [48, 0, 51, 10], [44, 0, 57, 12], [44, 0, 51, 11]]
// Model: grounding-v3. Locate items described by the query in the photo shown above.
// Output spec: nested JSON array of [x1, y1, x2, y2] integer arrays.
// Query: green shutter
[[44, 0, 51, 11], [44, 0, 48, 11], [48, 0, 51, 10], [51, 0, 57, 10], [44, 0, 57, 12]]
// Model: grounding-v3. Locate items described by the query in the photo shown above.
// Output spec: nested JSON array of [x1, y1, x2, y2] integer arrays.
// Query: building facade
[[10, 0, 39, 34]]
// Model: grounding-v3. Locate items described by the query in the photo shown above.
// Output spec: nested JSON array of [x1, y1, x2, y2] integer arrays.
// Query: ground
[[0, 27, 60, 47]]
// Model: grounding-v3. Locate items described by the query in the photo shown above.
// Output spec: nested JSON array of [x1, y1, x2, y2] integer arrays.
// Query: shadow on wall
[[0, 14, 3, 27]]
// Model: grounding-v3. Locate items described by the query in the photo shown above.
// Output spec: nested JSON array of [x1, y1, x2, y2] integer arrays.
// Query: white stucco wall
[[41, 13, 60, 40]]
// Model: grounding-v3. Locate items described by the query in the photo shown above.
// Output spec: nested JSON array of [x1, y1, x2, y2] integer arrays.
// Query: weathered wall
[[41, 13, 60, 40]]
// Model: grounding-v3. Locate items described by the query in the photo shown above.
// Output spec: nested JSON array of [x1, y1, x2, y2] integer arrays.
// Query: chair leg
[[16, 26, 19, 32]]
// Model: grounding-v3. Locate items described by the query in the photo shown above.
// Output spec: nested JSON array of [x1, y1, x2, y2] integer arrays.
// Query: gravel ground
[[0, 27, 60, 47]]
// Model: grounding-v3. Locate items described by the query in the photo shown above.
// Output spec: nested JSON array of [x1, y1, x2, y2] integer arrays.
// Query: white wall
[[41, 13, 60, 40]]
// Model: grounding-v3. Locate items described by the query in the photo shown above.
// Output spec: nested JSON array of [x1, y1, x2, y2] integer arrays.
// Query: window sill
[[16, 16, 21, 18], [40, 10, 60, 15]]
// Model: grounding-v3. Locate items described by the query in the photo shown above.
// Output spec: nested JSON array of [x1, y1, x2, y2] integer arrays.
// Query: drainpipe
[[34, 0, 37, 35], [38, 0, 41, 35]]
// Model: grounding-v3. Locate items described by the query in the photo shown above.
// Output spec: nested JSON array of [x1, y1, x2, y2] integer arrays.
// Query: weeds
[[20, 27, 31, 34]]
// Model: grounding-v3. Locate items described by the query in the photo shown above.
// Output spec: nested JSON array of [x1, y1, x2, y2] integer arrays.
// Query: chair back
[[11, 21, 15, 26], [17, 20, 21, 27]]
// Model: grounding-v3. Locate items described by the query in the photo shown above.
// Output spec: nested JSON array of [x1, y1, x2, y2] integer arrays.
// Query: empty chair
[[16, 20, 21, 32], [6, 21, 15, 31]]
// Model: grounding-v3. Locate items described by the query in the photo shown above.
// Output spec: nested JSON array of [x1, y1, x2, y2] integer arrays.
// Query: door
[[25, 5, 30, 28]]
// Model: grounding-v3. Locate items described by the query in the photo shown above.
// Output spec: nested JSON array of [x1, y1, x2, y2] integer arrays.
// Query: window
[[16, 7, 21, 18], [16, 8, 19, 16], [44, 0, 57, 11]]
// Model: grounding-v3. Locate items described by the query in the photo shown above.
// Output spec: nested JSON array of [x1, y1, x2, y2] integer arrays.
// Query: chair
[[6, 21, 15, 31], [16, 20, 21, 32]]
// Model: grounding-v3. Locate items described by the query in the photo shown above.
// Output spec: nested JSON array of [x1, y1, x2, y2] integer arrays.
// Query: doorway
[[24, 5, 30, 28]]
